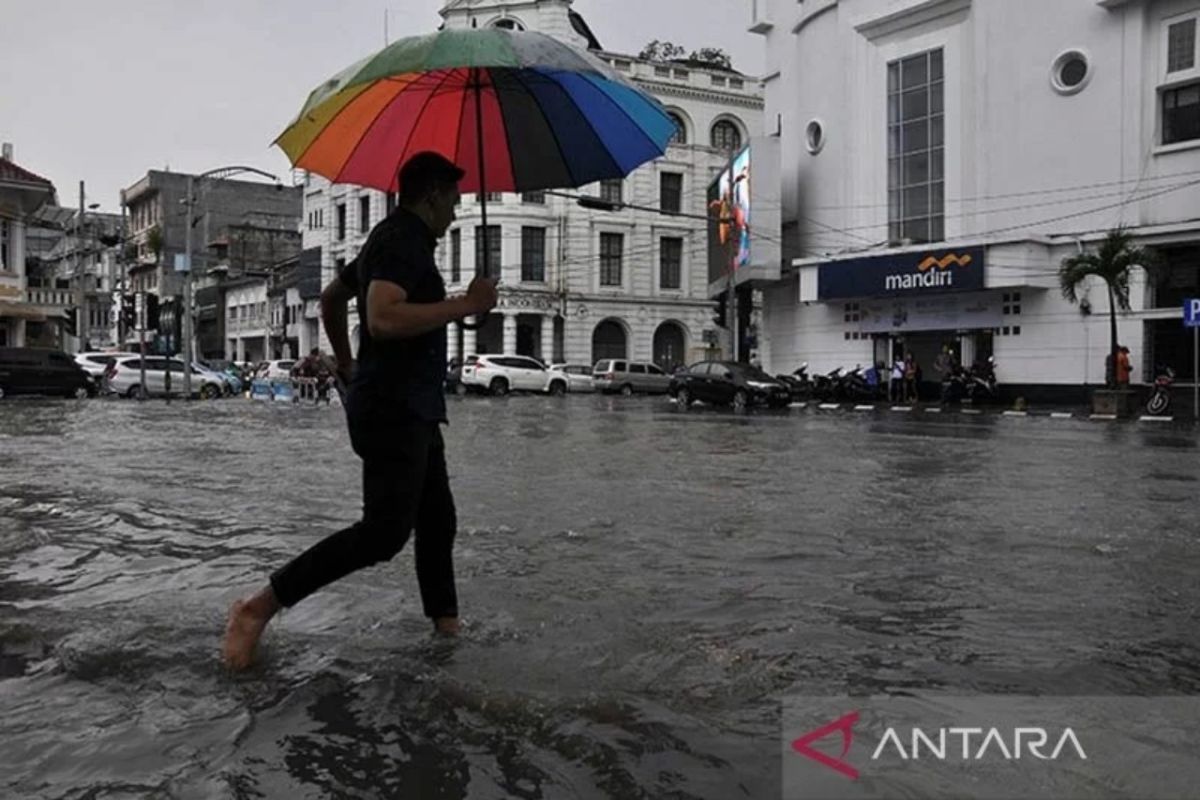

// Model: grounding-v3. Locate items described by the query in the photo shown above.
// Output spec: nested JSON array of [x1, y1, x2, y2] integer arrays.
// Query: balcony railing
[[26, 288, 75, 307]]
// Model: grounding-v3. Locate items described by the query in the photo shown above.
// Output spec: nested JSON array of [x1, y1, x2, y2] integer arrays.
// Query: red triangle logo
[[790, 710, 860, 780]]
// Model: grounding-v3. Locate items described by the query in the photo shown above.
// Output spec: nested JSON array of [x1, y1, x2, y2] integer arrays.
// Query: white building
[[305, 0, 764, 371], [750, 0, 1200, 402], [0, 143, 57, 349], [224, 279, 269, 363]]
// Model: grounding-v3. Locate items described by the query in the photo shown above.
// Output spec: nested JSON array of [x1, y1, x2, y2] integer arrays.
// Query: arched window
[[668, 112, 688, 145], [711, 119, 742, 152], [492, 18, 524, 31]]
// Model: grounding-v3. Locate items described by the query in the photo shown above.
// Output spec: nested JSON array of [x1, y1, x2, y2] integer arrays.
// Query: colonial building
[[306, 0, 764, 371], [750, 0, 1200, 401], [0, 143, 57, 348]]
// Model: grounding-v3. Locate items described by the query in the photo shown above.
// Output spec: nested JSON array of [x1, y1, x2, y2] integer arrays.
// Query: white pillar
[[236, 337, 245, 363], [447, 322, 460, 363], [13, 318, 26, 348], [502, 312, 517, 355], [540, 314, 554, 363], [462, 324, 477, 357]]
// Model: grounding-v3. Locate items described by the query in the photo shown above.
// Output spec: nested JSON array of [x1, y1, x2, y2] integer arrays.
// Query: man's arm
[[320, 277, 356, 382], [366, 276, 496, 341]]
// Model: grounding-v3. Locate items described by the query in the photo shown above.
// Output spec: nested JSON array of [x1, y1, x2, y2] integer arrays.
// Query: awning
[[0, 301, 48, 321]]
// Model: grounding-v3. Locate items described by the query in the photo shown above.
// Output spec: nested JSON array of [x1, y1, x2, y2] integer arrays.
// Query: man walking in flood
[[222, 152, 498, 669]]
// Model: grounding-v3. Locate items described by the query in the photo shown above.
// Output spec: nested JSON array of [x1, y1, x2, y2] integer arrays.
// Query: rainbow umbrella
[[276, 28, 675, 326]]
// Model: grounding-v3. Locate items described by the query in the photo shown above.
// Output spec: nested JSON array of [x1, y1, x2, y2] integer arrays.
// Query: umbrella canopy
[[276, 29, 677, 194]]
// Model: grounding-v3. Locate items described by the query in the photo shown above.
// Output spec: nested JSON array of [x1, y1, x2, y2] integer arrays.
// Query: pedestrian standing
[[1116, 345, 1133, 388], [904, 354, 918, 403], [222, 152, 499, 670]]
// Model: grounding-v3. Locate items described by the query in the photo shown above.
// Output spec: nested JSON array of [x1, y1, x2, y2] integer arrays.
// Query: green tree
[[1058, 227, 1155, 387], [639, 40, 686, 62], [689, 47, 733, 70], [146, 225, 163, 264]]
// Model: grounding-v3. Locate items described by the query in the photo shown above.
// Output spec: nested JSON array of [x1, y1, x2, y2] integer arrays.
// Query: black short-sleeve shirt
[[339, 209, 447, 424]]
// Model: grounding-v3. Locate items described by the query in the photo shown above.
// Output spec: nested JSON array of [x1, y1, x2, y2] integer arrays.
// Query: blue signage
[[818, 246, 986, 300], [1184, 298, 1200, 328]]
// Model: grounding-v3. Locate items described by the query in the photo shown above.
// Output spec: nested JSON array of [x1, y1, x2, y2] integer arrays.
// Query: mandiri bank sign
[[818, 246, 986, 301]]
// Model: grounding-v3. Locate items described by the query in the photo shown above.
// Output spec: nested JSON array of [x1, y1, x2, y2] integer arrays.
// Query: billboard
[[817, 246, 986, 300], [707, 137, 781, 294]]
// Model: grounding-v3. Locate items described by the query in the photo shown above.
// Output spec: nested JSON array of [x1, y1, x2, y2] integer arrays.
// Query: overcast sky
[[0, 0, 763, 214]]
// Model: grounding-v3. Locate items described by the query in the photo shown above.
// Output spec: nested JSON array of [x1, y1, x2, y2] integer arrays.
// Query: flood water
[[1, 396, 1198, 798]]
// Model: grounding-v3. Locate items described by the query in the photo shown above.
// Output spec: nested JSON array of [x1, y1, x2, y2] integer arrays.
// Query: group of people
[[889, 353, 923, 404]]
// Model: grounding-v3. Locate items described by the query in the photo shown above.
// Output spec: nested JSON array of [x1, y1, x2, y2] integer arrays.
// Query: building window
[[493, 18, 523, 31], [806, 120, 826, 154], [475, 224, 501, 279], [1168, 18, 1197, 74], [600, 232, 623, 286], [711, 75, 727, 87], [711, 119, 742, 152], [1163, 84, 1200, 145], [600, 179, 623, 206], [614, 60, 632, 73], [359, 196, 370, 233], [660, 237, 682, 290], [450, 228, 461, 283], [655, 66, 671, 77], [660, 172, 683, 214], [668, 112, 688, 145], [476, 192, 502, 203], [888, 48, 945, 244], [1051, 50, 1091, 95], [730, 78, 744, 89], [673, 69, 689, 80], [0, 219, 8, 271], [521, 227, 546, 282], [521, 191, 545, 204]]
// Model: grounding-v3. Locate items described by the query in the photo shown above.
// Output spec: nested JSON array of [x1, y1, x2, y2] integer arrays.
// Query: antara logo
[[884, 252, 974, 291], [791, 712, 1088, 780]]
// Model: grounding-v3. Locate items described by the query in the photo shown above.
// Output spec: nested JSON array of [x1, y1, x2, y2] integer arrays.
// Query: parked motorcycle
[[775, 363, 813, 402], [811, 367, 844, 402], [964, 357, 999, 404], [1146, 365, 1175, 415]]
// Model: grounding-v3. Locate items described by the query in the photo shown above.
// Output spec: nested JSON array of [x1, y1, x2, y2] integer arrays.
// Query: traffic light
[[145, 294, 160, 330], [121, 294, 136, 331], [61, 307, 78, 337], [711, 292, 727, 329]]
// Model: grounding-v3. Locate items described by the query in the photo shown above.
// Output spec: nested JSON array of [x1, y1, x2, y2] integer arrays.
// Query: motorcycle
[[775, 363, 813, 402], [940, 366, 969, 405], [964, 357, 999, 404], [1146, 365, 1175, 415], [811, 367, 844, 402]]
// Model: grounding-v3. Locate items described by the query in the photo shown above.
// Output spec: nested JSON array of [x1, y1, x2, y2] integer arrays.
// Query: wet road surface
[[1, 395, 1198, 798]]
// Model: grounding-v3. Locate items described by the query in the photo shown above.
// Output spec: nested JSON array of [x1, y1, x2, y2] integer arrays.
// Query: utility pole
[[75, 181, 87, 353], [183, 173, 195, 398]]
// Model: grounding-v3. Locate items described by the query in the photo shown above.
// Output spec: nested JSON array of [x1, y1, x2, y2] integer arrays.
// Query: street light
[[181, 166, 281, 397]]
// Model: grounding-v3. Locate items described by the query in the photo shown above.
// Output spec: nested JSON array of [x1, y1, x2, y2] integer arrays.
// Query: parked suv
[[669, 360, 791, 411], [546, 364, 595, 395], [104, 355, 225, 399], [461, 355, 549, 396], [0, 347, 93, 400], [592, 359, 672, 395]]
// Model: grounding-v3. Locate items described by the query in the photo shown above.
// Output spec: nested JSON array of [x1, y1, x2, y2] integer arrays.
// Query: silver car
[[105, 355, 225, 399], [592, 359, 673, 395], [546, 363, 595, 394]]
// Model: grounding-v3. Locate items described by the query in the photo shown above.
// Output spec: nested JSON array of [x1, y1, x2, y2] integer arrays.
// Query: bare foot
[[433, 616, 461, 636], [222, 594, 276, 670]]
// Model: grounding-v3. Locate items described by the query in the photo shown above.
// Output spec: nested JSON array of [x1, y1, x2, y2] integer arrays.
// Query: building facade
[[305, 0, 764, 371], [751, 0, 1200, 401], [0, 143, 57, 349]]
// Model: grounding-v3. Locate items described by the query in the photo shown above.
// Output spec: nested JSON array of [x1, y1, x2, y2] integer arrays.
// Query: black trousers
[[269, 416, 458, 619]]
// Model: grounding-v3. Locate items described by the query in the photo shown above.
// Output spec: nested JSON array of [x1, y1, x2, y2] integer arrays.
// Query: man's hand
[[464, 275, 499, 316]]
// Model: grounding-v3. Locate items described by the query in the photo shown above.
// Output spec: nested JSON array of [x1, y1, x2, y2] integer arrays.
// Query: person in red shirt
[[1115, 346, 1133, 387]]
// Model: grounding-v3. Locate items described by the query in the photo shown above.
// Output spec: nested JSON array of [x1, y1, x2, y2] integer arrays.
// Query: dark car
[[0, 347, 94, 400], [669, 360, 791, 411]]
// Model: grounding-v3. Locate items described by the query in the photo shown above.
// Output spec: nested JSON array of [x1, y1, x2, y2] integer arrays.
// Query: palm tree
[[1059, 227, 1155, 388]]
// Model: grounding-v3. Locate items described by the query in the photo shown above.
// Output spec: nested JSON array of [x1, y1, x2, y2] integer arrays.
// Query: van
[[0, 347, 94, 400], [591, 359, 673, 395]]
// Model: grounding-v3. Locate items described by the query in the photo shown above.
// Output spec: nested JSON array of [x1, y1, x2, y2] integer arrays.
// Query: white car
[[546, 363, 595, 394], [75, 351, 138, 387], [460, 354, 550, 396], [104, 355, 226, 399], [256, 360, 296, 381]]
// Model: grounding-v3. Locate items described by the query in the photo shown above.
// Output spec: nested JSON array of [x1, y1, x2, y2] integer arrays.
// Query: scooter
[[776, 363, 813, 401], [1146, 365, 1175, 415], [811, 367, 844, 402], [964, 357, 999, 404]]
